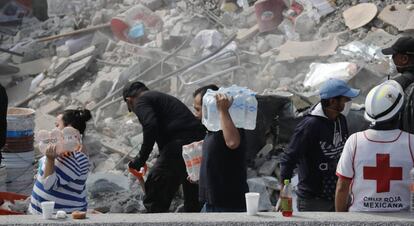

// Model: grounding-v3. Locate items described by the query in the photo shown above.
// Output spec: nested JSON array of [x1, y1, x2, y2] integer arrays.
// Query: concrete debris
[[343, 3, 378, 30], [378, 4, 414, 31], [0, 0, 411, 214], [37, 100, 62, 114], [69, 45, 97, 62], [54, 56, 94, 89], [191, 30, 224, 56], [258, 157, 278, 176], [275, 37, 338, 62], [88, 172, 129, 192], [308, 0, 335, 17]]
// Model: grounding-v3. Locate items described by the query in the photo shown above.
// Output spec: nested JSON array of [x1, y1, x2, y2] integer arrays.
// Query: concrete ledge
[[0, 212, 413, 226]]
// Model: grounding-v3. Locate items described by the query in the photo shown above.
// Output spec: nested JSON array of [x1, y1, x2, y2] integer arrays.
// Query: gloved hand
[[128, 157, 144, 171]]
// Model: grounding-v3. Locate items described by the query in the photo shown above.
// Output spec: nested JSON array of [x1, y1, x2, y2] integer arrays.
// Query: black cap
[[382, 36, 414, 55], [122, 81, 147, 101]]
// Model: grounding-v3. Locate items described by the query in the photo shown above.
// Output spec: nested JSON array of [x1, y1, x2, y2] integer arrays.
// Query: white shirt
[[336, 129, 414, 212]]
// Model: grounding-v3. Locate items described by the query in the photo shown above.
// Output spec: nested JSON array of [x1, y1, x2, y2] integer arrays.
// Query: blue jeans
[[201, 203, 246, 213]]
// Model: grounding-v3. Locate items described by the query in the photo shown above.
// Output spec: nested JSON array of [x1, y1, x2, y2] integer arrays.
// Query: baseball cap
[[382, 36, 414, 55], [123, 81, 147, 101], [319, 78, 360, 99]]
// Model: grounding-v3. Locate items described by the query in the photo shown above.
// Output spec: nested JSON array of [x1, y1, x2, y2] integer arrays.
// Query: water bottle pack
[[202, 85, 258, 131], [36, 127, 82, 155], [182, 140, 203, 182]]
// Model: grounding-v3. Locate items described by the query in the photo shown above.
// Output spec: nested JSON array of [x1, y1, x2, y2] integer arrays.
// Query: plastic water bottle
[[245, 93, 258, 130], [230, 90, 245, 128], [281, 179, 293, 217], [202, 90, 220, 131], [410, 168, 414, 213]]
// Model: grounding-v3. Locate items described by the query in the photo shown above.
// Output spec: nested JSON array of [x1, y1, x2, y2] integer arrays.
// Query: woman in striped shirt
[[30, 109, 92, 214]]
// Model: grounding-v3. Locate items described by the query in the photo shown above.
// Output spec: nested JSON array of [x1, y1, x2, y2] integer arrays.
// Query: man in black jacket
[[382, 36, 414, 133], [123, 82, 205, 213], [280, 79, 359, 211], [0, 84, 7, 165]]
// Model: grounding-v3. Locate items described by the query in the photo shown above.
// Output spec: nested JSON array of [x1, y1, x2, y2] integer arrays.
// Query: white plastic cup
[[245, 192, 260, 216], [41, 201, 55, 219]]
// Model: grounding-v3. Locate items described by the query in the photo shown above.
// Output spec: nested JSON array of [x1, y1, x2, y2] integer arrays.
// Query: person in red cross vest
[[336, 80, 414, 212]]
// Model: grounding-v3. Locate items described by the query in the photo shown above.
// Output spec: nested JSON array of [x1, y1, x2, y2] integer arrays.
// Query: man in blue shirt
[[280, 79, 359, 211]]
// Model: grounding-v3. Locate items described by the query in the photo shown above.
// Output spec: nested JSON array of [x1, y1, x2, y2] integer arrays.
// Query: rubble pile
[[1, 0, 414, 212]]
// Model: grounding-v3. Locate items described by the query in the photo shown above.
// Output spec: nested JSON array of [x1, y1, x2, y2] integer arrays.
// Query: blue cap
[[319, 78, 360, 99]]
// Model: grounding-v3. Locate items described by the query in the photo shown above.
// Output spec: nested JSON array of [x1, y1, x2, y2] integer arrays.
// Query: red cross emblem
[[363, 153, 402, 193]]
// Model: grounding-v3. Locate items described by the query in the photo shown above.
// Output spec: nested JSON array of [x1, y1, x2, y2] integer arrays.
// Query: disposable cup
[[245, 192, 260, 216], [41, 201, 55, 219]]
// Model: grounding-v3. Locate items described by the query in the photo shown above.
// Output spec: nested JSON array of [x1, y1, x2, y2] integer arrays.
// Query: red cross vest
[[349, 130, 414, 212]]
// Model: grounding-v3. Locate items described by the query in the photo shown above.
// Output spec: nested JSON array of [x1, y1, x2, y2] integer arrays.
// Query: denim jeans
[[201, 203, 246, 213]]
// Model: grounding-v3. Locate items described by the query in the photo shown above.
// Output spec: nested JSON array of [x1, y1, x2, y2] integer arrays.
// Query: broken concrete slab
[[35, 112, 56, 132], [275, 37, 338, 62], [75, 90, 93, 105], [361, 29, 397, 47], [56, 45, 71, 57], [38, 100, 62, 115], [343, 3, 377, 30], [378, 4, 414, 31], [265, 34, 285, 49], [258, 158, 278, 176], [87, 172, 129, 198], [13, 57, 52, 76], [69, 45, 96, 62], [101, 135, 136, 160], [51, 57, 72, 75], [6, 78, 33, 107], [348, 66, 387, 103], [54, 55, 94, 89], [91, 80, 114, 102], [0, 63, 19, 75]]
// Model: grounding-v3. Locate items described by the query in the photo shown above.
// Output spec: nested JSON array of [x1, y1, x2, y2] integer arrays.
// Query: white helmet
[[364, 80, 404, 123]]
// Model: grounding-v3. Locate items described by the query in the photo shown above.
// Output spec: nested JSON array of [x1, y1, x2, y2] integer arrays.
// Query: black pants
[[143, 139, 202, 213], [297, 197, 335, 212]]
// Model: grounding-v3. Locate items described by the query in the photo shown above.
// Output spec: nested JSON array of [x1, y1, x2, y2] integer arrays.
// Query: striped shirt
[[29, 151, 89, 214]]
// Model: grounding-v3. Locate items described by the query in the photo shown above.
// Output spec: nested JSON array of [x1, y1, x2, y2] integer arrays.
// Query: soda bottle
[[280, 179, 293, 217], [410, 168, 414, 212]]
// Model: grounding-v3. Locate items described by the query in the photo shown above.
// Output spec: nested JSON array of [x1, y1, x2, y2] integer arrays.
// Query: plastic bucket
[[5, 108, 35, 153], [254, 0, 286, 33]]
